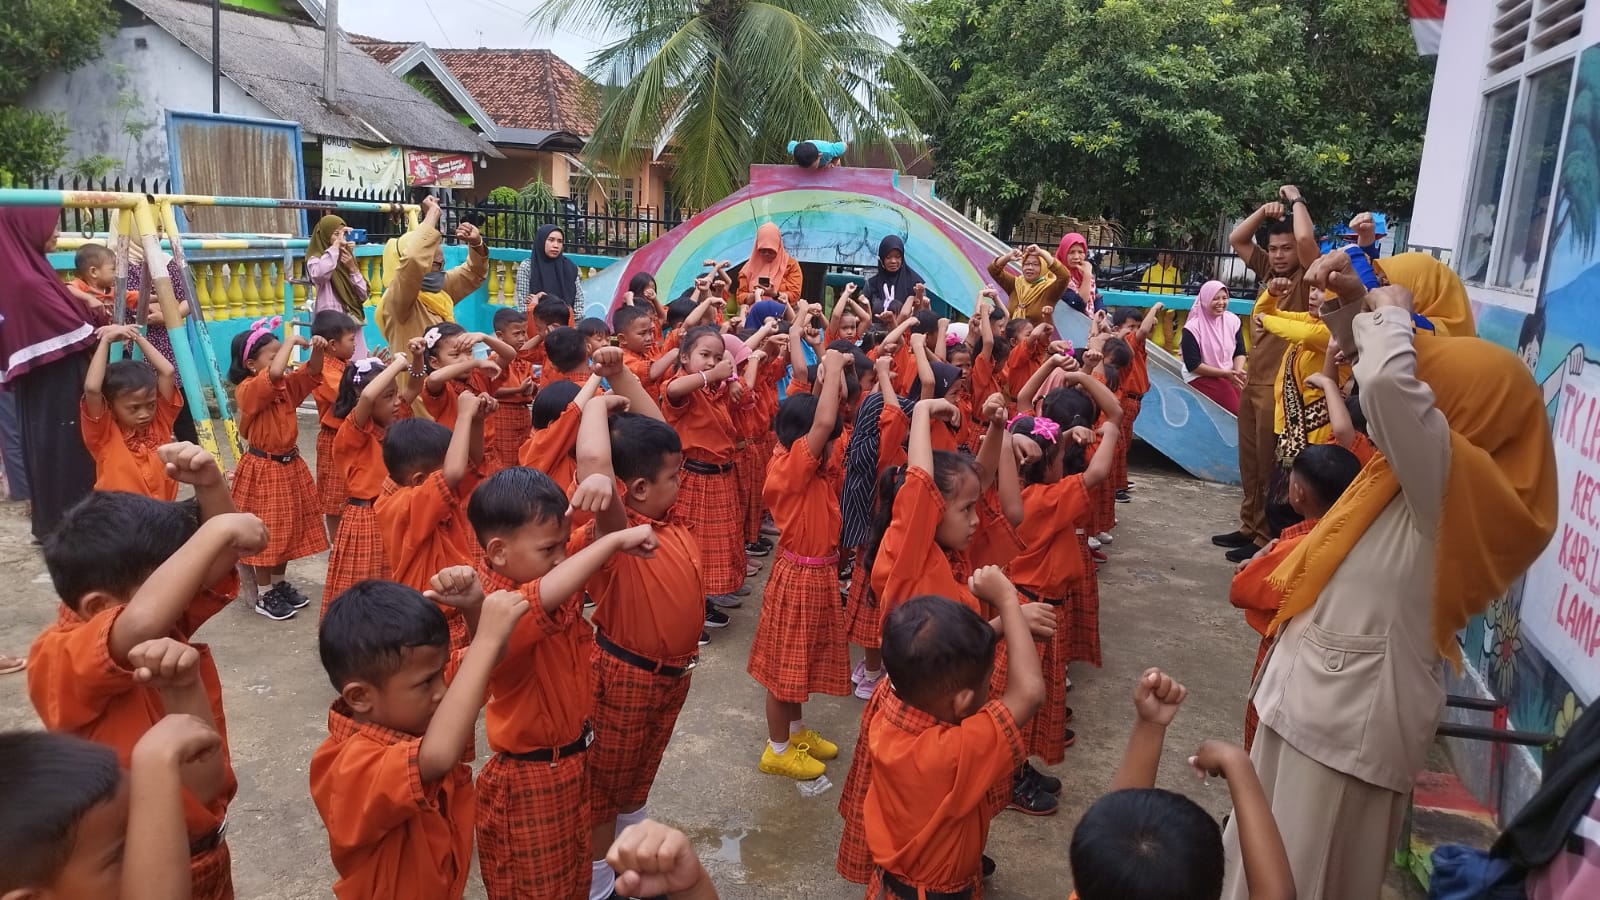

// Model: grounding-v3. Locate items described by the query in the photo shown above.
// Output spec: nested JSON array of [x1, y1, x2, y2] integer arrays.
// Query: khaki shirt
[[1242, 246, 1310, 386]]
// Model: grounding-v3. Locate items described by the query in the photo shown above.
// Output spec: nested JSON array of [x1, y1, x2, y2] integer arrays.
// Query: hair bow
[[1030, 416, 1061, 443], [352, 356, 386, 379], [242, 315, 282, 361], [945, 332, 962, 347], [422, 325, 445, 349]]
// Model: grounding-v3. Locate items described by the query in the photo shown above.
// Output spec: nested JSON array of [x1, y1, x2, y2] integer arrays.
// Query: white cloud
[[336, 0, 602, 70]]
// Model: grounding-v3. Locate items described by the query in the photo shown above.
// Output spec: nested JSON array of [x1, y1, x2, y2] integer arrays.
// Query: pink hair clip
[[1031, 417, 1061, 443], [945, 332, 961, 347], [242, 315, 282, 360]]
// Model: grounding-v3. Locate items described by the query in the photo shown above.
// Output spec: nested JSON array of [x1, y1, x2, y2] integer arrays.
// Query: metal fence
[[18, 175, 173, 234], [995, 243, 1264, 296]]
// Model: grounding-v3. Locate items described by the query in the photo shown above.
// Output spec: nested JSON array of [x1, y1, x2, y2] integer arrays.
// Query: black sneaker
[[1211, 529, 1253, 548], [698, 630, 711, 646], [1225, 543, 1260, 564], [254, 587, 297, 621], [744, 541, 772, 557], [276, 581, 310, 609], [1064, 706, 1074, 724], [1063, 727, 1077, 748], [1007, 773, 1059, 816], [1022, 761, 1062, 795], [981, 854, 996, 879], [1114, 489, 1131, 503], [704, 603, 730, 629]]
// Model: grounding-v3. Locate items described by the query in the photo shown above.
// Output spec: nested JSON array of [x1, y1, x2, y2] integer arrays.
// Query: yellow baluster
[[368, 253, 386, 299], [488, 261, 505, 306], [247, 262, 268, 318], [226, 263, 246, 319], [191, 263, 214, 317]]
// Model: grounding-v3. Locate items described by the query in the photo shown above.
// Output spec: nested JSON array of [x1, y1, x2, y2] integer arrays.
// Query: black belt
[[1125, 391, 1144, 401], [190, 817, 226, 856], [1016, 586, 1063, 607], [682, 458, 733, 475], [346, 497, 375, 507], [502, 723, 593, 763], [247, 446, 299, 464], [596, 630, 696, 678], [880, 870, 973, 900]]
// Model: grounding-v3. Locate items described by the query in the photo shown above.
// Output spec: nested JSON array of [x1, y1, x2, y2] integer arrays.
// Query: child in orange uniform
[[421, 324, 514, 469], [863, 570, 1044, 899], [377, 390, 494, 652], [466, 466, 660, 900], [227, 316, 328, 620], [614, 304, 678, 391], [1110, 304, 1163, 498], [81, 324, 183, 500], [749, 349, 852, 780], [30, 442, 266, 900], [520, 375, 603, 491], [310, 310, 361, 539], [312, 579, 527, 900], [66, 243, 137, 323], [568, 348, 704, 900], [318, 354, 410, 617], [661, 325, 745, 623], [481, 307, 537, 467], [541, 326, 595, 389]]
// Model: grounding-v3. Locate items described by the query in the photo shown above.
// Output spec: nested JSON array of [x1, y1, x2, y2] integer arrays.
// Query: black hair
[[467, 466, 568, 543], [381, 417, 452, 483], [678, 325, 724, 361], [1099, 336, 1133, 393], [319, 580, 450, 691], [792, 140, 821, 167], [492, 306, 525, 332], [880, 595, 998, 711], [1518, 307, 1546, 354], [311, 309, 360, 341], [1345, 383, 1368, 435], [543, 327, 587, 373], [1070, 789, 1224, 900], [1002, 319, 1032, 344], [610, 412, 682, 482], [990, 334, 1013, 367], [0, 730, 123, 893], [775, 392, 845, 450], [576, 317, 610, 342], [73, 243, 114, 275], [987, 307, 1008, 324], [531, 379, 580, 430], [228, 327, 277, 384], [946, 342, 974, 365], [864, 451, 980, 573], [102, 359, 159, 403], [44, 492, 199, 611], [1266, 219, 1296, 239], [664, 297, 698, 331], [332, 359, 393, 420], [627, 271, 656, 296], [422, 322, 467, 372], [613, 304, 651, 335], [828, 340, 873, 379], [1290, 444, 1361, 513], [532, 297, 572, 327], [1110, 307, 1142, 329], [858, 327, 887, 354], [1042, 385, 1096, 430], [909, 309, 940, 335]]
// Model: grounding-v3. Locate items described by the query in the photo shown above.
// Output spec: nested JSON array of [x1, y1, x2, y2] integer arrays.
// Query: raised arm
[[1282, 185, 1320, 268], [388, 198, 443, 320], [1229, 202, 1276, 262], [1137, 302, 1164, 341], [987, 253, 1019, 295], [420, 589, 526, 782], [593, 346, 663, 421], [910, 334, 936, 398], [1109, 668, 1187, 791], [573, 395, 631, 536], [83, 325, 127, 418], [443, 391, 488, 491], [536, 524, 657, 612], [443, 222, 490, 301], [351, 355, 409, 427], [267, 328, 301, 382], [111, 512, 265, 665], [1192, 741, 1295, 900], [1081, 420, 1120, 491], [804, 351, 847, 460], [1016, 353, 1069, 413], [1067, 369, 1123, 425], [971, 567, 1043, 725]]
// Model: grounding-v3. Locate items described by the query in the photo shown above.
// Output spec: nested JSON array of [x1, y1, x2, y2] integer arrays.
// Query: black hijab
[[863, 235, 924, 315], [528, 225, 579, 306]]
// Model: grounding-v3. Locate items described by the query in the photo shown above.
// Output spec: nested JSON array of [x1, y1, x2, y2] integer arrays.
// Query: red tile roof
[[431, 48, 599, 136], [349, 37, 411, 65]]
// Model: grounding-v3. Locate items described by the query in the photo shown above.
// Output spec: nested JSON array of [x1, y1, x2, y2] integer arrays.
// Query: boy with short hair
[[576, 317, 610, 357], [82, 324, 184, 500], [1110, 304, 1164, 498], [613, 304, 678, 390], [311, 309, 363, 538], [519, 376, 602, 492], [788, 139, 848, 169], [862, 567, 1045, 898], [311, 578, 529, 899], [67, 243, 136, 323], [466, 465, 661, 900], [477, 307, 537, 467], [542, 326, 592, 387], [28, 442, 267, 900]]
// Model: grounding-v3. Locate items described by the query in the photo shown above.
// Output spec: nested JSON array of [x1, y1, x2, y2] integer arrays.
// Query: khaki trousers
[[1236, 382, 1275, 543]]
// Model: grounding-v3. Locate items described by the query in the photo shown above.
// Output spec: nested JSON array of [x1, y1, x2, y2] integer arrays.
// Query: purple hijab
[[0, 208, 96, 383]]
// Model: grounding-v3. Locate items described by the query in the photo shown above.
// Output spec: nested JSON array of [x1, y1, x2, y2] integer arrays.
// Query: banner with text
[[321, 139, 404, 192], [405, 151, 475, 189]]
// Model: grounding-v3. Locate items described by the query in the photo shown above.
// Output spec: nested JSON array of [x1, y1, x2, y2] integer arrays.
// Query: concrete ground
[[0, 432, 1423, 899]]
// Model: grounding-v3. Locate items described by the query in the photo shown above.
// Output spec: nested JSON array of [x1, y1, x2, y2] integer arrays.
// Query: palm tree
[[1552, 49, 1600, 262], [531, 0, 941, 210]]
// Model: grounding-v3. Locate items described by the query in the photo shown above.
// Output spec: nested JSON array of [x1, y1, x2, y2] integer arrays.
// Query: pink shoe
[[851, 659, 866, 685], [854, 669, 881, 700]]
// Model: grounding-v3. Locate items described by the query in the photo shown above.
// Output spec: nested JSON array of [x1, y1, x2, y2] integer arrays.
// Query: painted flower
[[1485, 594, 1524, 697], [1555, 692, 1582, 741]]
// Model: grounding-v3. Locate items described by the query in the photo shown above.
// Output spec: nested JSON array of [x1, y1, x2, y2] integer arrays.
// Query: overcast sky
[[337, 0, 603, 69]]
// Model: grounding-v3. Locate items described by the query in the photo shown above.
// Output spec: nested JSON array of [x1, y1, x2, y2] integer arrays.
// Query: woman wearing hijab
[[374, 196, 488, 402], [0, 208, 100, 541], [517, 224, 583, 313], [306, 214, 370, 356], [1180, 281, 1247, 413], [1221, 274, 1556, 900], [1054, 232, 1097, 312], [988, 243, 1071, 324], [863, 235, 924, 320], [738, 223, 803, 303]]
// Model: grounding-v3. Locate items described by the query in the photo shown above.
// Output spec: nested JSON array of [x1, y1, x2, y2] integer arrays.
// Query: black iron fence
[[17, 174, 174, 235], [996, 243, 1264, 296]]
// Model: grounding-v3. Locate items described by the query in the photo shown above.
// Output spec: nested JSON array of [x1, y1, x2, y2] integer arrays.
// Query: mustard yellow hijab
[[1379, 252, 1475, 338]]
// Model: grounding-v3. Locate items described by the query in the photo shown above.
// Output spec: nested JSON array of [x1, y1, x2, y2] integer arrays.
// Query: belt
[[501, 723, 593, 763], [346, 497, 375, 507], [596, 630, 696, 678], [1016, 586, 1063, 607], [247, 446, 299, 464], [779, 548, 841, 567], [682, 458, 733, 475], [879, 870, 973, 900], [190, 817, 227, 856], [1125, 391, 1144, 401]]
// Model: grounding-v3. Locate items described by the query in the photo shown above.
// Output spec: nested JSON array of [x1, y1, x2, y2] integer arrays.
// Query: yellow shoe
[[794, 728, 839, 760], [759, 742, 826, 780]]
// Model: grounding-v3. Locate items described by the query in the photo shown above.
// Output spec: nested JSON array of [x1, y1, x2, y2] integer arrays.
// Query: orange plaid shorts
[[320, 502, 391, 619], [1114, 395, 1141, 490], [315, 425, 346, 516], [844, 555, 881, 649], [490, 402, 531, 472], [836, 680, 886, 884], [1064, 537, 1102, 668], [477, 750, 591, 900], [232, 452, 328, 568], [587, 643, 694, 824], [191, 839, 234, 900], [748, 553, 851, 703]]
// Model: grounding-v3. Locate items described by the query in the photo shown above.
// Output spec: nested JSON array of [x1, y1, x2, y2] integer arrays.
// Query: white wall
[[22, 24, 275, 182], [1411, 2, 1496, 252]]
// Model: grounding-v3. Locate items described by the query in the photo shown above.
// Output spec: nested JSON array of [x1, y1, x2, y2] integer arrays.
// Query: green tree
[[0, 0, 117, 181], [1552, 48, 1600, 260], [532, 0, 941, 209]]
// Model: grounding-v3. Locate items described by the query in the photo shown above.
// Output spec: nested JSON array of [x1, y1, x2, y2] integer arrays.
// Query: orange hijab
[[1378, 252, 1475, 338], [1268, 333, 1556, 666], [743, 223, 792, 287]]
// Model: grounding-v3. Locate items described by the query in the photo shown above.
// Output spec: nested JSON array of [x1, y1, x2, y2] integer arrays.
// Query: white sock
[[589, 859, 615, 900], [769, 739, 789, 755], [789, 719, 805, 736], [615, 806, 648, 838], [863, 667, 881, 680]]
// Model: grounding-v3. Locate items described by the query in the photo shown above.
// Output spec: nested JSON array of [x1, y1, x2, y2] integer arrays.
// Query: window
[[567, 174, 590, 204], [622, 178, 636, 212], [1459, 88, 1518, 283]]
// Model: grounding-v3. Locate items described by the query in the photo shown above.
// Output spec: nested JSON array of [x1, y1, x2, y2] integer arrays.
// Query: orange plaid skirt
[[192, 840, 234, 900], [588, 642, 694, 824], [1089, 477, 1116, 535], [1005, 594, 1069, 765], [733, 442, 767, 544], [232, 451, 328, 568], [748, 552, 851, 703], [1064, 536, 1101, 667], [1115, 395, 1140, 491], [673, 464, 743, 594], [320, 502, 391, 619], [844, 554, 881, 649], [314, 425, 346, 516], [490, 402, 531, 473], [836, 680, 886, 884], [1244, 634, 1271, 751], [477, 750, 591, 900]]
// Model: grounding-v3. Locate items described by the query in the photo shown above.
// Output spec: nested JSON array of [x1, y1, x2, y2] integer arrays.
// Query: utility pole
[[212, 0, 221, 113], [323, 0, 339, 106]]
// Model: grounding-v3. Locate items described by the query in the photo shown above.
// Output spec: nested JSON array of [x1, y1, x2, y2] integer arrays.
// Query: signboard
[[322, 139, 404, 192], [405, 150, 475, 188]]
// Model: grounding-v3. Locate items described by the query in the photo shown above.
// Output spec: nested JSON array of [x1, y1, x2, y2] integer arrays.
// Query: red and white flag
[[1410, 0, 1446, 56]]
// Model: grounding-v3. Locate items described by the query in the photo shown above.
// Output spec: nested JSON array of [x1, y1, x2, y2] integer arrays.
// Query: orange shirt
[[315, 356, 348, 430], [1001, 343, 1047, 401], [538, 366, 591, 392], [478, 567, 593, 752], [661, 382, 737, 464], [871, 466, 981, 615], [377, 468, 484, 595], [475, 351, 534, 401], [1230, 519, 1318, 636], [519, 401, 581, 492], [310, 702, 474, 900], [877, 401, 910, 474], [1123, 332, 1151, 396], [582, 508, 703, 661], [623, 348, 664, 392], [71, 276, 140, 311], [80, 391, 183, 500], [763, 437, 842, 558], [236, 367, 318, 454], [1343, 431, 1377, 467], [961, 488, 1026, 578], [28, 574, 240, 843], [863, 694, 1027, 892], [422, 381, 496, 453], [333, 416, 388, 501], [970, 355, 999, 409], [889, 345, 917, 397], [1006, 476, 1090, 597]]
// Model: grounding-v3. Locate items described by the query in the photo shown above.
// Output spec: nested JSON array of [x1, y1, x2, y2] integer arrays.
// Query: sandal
[[0, 654, 27, 676]]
